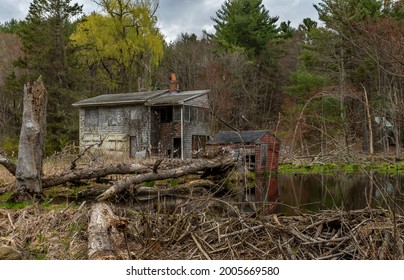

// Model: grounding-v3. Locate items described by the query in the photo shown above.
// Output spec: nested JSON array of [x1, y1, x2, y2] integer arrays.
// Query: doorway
[[173, 138, 181, 158]]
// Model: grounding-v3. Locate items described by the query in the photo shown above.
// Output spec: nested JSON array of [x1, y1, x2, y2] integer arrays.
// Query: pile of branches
[[1, 201, 403, 260], [121, 205, 404, 260]]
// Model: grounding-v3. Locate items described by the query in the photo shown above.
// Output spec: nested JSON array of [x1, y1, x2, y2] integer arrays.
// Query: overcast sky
[[0, 0, 320, 42]]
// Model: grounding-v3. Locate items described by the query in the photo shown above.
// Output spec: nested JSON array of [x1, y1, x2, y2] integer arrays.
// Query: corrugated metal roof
[[72, 90, 168, 107], [208, 130, 269, 145], [145, 90, 209, 106]]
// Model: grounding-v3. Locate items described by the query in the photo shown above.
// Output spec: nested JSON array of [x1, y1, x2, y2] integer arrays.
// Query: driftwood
[[15, 76, 47, 194], [42, 163, 151, 188], [88, 203, 127, 260], [96, 154, 235, 201]]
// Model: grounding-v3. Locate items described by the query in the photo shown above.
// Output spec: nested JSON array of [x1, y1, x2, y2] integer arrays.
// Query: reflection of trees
[[278, 174, 404, 214]]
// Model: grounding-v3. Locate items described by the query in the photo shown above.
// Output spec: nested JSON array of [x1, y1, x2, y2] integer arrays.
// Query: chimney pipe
[[169, 73, 178, 93]]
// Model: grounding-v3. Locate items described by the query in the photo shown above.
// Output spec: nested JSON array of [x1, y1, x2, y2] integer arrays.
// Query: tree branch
[[0, 155, 17, 176]]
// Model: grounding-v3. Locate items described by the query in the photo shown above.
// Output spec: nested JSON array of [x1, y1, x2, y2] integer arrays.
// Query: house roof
[[72, 89, 209, 107], [145, 90, 209, 106], [72, 90, 168, 107], [208, 130, 272, 145]]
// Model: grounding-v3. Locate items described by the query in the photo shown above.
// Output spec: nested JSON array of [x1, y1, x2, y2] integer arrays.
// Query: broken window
[[159, 106, 173, 123], [108, 108, 124, 126]]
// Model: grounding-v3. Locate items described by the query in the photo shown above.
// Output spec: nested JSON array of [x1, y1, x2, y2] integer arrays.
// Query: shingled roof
[[208, 130, 269, 145], [145, 90, 209, 106], [72, 90, 168, 107], [72, 89, 209, 107]]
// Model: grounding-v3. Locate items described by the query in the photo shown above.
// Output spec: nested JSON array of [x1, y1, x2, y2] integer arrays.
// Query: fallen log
[[97, 154, 235, 201], [42, 163, 151, 188], [0, 156, 16, 176], [88, 202, 127, 260]]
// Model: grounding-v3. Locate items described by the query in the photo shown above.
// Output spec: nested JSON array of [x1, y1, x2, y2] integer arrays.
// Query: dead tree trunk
[[42, 163, 151, 188], [14, 77, 47, 198], [88, 203, 127, 260], [97, 154, 235, 201]]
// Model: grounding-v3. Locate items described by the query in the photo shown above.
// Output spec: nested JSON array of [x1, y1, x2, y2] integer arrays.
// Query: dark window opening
[[159, 106, 173, 123], [192, 135, 209, 158], [173, 138, 181, 158], [245, 154, 256, 171]]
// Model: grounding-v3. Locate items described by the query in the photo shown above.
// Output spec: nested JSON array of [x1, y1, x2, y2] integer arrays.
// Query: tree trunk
[[14, 76, 47, 196], [97, 154, 235, 201], [362, 84, 374, 155], [88, 203, 127, 260], [42, 163, 151, 188]]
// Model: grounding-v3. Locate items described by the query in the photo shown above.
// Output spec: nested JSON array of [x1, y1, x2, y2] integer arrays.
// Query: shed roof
[[72, 90, 168, 107], [145, 90, 209, 106], [208, 130, 272, 145]]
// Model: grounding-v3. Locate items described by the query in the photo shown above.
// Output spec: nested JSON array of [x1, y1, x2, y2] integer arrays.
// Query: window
[[84, 109, 99, 127], [183, 106, 190, 122], [173, 107, 181, 122], [260, 144, 268, 167], [190, 107, 198, 122], [159, 106, 173, 123], [173, 106, 190, 122], [192, 135, 209, 158]]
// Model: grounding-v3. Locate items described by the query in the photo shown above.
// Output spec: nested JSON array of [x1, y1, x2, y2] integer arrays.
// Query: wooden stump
[[88, 203, 127, 260], [14, 76, 47, 197]]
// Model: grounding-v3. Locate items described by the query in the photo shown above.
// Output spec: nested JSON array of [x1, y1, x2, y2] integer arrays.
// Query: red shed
[[206, 130, 280, 174]]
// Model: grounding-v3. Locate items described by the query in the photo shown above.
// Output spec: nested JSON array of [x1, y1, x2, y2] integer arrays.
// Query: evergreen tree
[[15, 0, 83, 151], [211, 0, 279, 58]]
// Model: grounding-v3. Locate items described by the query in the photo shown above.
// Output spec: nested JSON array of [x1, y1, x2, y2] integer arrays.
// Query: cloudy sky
[[0, 0, 320, 42]]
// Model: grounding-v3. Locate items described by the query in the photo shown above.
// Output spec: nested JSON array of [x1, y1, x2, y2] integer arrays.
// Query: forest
[[0, 0, 401, 160]]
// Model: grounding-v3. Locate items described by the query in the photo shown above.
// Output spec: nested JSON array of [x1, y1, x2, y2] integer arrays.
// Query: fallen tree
[[96, 154, 235, 201], [42, 163, 151, 188]]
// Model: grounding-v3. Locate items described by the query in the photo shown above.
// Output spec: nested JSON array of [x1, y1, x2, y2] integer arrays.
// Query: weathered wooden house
[[72, 75, 210, 159], [206, 130, 280, 174]]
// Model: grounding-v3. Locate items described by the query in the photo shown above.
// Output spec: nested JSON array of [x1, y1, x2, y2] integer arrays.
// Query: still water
[[242, 173, 404, 215]]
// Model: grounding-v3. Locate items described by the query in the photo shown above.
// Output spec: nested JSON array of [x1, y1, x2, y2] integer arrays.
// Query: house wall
[[183, 116, 210, 159], [150, 105, 210, 158], [79, 105, 151, 157], [205, 133, 280, 174]]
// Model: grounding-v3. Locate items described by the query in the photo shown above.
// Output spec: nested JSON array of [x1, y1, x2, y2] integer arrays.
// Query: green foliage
[[287, 67, 328, 98], [143, 181, 155, 188], [1, 136, 19, 156], [70, 0, 164, 92], [212, 0, 279, 57], [0, 19, 24, 33]]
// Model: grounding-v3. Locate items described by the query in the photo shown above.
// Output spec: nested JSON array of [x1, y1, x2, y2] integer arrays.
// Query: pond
[[240, 173, 404, 215]]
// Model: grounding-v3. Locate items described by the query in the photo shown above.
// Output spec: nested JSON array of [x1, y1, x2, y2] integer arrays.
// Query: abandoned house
[[206, 130, 280, 174], [72, 75, 210, 159]]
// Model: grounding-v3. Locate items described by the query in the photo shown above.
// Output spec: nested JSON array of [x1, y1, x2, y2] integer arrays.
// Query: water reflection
[[236, 175, 280, 213], [277, 173, 404, 215]]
